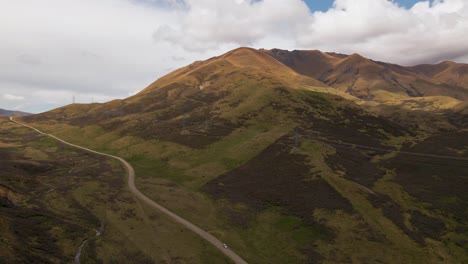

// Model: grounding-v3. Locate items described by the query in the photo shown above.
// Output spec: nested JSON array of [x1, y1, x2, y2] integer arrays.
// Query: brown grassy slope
[[136, 47, 326, 97], [265, 49, 468, 101], [411, 61, 468, 89], [24, 48, 332, 147]]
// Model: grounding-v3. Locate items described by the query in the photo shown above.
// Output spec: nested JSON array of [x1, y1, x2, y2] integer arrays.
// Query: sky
[[305, 0, 425, 11], [1, 0, 467, 113]]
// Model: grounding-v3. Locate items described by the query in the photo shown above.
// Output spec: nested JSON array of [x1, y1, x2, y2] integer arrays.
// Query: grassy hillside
[[0, 117, 229, 263], [14, 47, 468, 263]]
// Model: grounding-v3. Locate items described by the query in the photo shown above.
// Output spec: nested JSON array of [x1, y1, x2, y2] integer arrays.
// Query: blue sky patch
[[304, 0, 426, 12]]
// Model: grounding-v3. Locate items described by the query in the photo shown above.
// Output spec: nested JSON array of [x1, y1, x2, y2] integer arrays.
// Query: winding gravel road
[[10, 117, 248, 264]]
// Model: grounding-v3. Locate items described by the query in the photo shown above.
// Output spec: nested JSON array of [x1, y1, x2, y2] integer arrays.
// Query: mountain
[[0, 108, 31, 117], [265, 48, 468, 104], [411, 61, 468, 88], [14, 47, 468, 263]]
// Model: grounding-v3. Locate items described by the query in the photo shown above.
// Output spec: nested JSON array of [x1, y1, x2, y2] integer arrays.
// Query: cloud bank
[[155, 0, 468, 65], [1, 0, 467, 112]]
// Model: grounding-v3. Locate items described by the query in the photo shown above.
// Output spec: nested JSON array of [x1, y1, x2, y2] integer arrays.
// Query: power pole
[[72, 96, 75, 104]]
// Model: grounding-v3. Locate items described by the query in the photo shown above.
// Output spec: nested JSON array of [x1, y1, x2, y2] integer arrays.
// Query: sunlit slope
[[28, 48, 331, 133]]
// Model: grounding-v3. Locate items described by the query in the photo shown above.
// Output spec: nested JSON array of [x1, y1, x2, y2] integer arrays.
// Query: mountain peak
[[224, 46, 258, 55], [344, 53, 367, 63]]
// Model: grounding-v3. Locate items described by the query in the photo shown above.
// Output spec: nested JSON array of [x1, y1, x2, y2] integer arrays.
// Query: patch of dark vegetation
[[453, 225, 468, 250], [221, 206, 253, 227], [446, 110, 468, 129], [121, 116, 240, 149], [12, 160, 52, 174], [301, 244, 324, 264], [384, 132, 468, 220], [141, 89, 229, 122], [132, 83, 190, 114], [0, 159, 46, 193], [203, 135, 354, 261], [401, 131, 468, 157], [409, 210, 445, 239], [228, 99, 243, 108], [0, 196, 14, 208], [340, 107, 409, 138], [238, 102, 294, 125], [204, 135, 354, 219], [325, 145, 386, 187], [299, 91, 412, 148], [0, 124, 129, 263], [375, 105, 452, 133], [0, 206, 87, 263], [368, 193, 425, 245]]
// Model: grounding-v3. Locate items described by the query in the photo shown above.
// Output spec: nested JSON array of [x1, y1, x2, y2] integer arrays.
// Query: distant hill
[[410, 61, 468, 88], [0, 108, 31, 117], [264, 48, 468, 102]]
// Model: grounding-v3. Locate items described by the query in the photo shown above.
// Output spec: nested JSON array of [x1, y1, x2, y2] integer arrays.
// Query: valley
[[1, 47, 467, 263]]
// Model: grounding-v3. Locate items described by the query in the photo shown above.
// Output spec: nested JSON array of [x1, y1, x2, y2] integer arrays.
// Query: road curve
[[10, 117, 248, 264]]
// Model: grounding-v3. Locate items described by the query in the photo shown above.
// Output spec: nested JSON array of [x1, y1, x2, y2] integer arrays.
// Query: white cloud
[[0, 0, 202, 112], [0, 0, 467, 112], [153, 0, 468, 65], [297, 0, 468, 65], [3, 94, 25, 101], [153, 0, 308, 51]]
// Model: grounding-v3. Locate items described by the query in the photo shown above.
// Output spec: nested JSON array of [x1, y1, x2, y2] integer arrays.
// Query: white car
[[223, 243, 228, 249]]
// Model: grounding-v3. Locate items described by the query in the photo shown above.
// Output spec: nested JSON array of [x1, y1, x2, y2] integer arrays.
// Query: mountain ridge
[[264, 48, 468, 102]]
